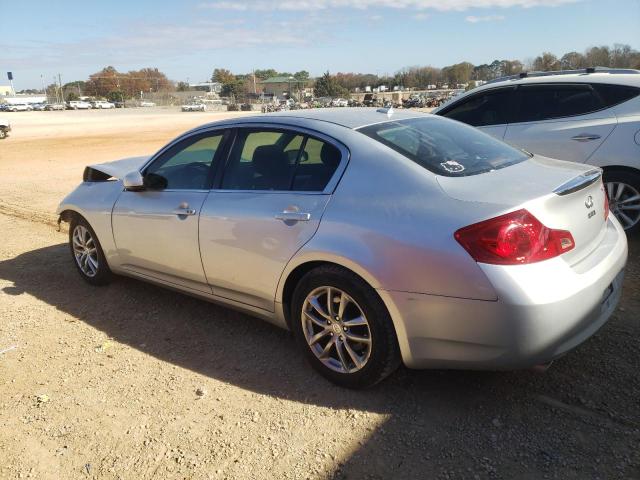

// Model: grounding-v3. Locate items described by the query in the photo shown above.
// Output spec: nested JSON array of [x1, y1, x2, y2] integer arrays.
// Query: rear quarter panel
[[281, 129, 499, 302]]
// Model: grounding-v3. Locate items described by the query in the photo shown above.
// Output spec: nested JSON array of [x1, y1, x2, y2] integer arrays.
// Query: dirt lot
[[0, 109, 639, 479]]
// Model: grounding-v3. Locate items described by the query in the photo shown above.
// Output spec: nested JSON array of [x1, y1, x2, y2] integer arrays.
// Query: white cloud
[[200, 0, 580, 11], [465, 14, 506, 22], [413, 13, 429, 20]]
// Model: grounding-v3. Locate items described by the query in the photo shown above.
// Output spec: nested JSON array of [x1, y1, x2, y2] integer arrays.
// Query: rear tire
[[603, 169, 640, 234], [291, 265, 401, 389], [69, 216, 112, 286]]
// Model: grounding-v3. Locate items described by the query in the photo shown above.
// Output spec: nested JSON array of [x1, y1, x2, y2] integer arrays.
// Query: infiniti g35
[[57, 108, 627, 388]]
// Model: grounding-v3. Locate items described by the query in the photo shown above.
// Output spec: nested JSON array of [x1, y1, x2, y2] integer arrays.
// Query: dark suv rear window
[[358, 117, 529, 177], [592, 83, 640, 108]]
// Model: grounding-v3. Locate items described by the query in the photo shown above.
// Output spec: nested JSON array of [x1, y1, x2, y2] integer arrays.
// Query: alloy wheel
[[72, 225, 99, 277], [301, 286, 372, 374], [606, 181, 640, 230]]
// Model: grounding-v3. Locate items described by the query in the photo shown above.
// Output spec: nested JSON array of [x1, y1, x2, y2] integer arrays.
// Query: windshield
[[358, 116, 529, 177]]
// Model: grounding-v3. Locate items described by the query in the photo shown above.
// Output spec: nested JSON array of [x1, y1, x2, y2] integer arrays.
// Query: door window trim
[[211, 123, 350, 195], [136, 129, 232, 192]]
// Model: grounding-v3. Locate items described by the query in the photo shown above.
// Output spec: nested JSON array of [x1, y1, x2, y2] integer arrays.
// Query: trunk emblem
[[585, 196, 594, 209]]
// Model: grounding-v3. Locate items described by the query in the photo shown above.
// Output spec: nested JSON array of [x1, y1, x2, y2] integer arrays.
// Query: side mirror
[[123, 171, 145, 191]]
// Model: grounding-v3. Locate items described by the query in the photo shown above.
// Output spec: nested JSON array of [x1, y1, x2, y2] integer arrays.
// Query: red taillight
[[603, 184, 610, 221], [454, 209, 575, 265]]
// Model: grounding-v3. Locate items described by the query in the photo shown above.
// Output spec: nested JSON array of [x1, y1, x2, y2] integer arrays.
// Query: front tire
[[69, 216, 112, 285], [291, 265, 401, 389], [603, 169, 640, 234]]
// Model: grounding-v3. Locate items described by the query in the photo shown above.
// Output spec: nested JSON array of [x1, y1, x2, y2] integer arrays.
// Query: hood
[[84, 155, 150, 181]]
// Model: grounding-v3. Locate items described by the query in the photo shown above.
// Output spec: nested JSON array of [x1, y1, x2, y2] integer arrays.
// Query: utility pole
[[58, 74, 65, 103]]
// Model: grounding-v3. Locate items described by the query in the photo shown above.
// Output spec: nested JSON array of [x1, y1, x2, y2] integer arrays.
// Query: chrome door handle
[[571, 134, 601, 142], [173, 208, 196, 216], [275, 211, 311, 222]]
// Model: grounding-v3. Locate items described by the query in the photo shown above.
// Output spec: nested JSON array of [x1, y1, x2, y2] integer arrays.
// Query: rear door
[[199, 126, 347, 311], [437, 86, 515, 140], [504, 83, 616, 163]]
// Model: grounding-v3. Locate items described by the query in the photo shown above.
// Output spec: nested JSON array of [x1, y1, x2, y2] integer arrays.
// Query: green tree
[[294, 70, 310, 80], [176, 81, 190, 92], [107, 91, 125, 102], [314, 72, 349, 98], [221, 78, 245, 99]]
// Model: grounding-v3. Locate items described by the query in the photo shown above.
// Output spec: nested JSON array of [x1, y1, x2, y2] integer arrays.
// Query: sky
[[1, 0, 639, 89]]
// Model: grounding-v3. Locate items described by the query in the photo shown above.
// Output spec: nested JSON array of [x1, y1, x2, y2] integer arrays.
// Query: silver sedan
[[57, 108, 628, 388]]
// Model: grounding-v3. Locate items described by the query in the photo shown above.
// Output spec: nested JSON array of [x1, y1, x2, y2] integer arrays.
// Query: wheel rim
[[606, 181, 640, 230], [301, 286, 372, 374], [72, 225, 99, 277]]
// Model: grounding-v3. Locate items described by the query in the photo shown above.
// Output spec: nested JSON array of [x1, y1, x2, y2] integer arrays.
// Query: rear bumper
[[381, 217, 628, 369]]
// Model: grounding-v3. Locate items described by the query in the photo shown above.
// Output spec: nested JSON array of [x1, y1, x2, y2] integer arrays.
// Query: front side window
[[221, 129, 342, 191], [358, 117, 529, 177], [145, 133, 223, 189], [514, 84, 604, 123], [440, 88, 514, 127]]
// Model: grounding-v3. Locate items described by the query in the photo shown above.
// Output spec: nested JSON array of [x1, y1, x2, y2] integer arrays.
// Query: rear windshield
[[358, 117, 529, 177]]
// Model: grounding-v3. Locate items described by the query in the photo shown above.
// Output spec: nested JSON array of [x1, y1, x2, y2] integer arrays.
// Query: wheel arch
[[277, 254, 411, 365], [601, 165, 640, 176]]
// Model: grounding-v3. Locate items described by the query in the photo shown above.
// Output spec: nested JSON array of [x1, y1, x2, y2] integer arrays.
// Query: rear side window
[[592, 83, 640, 108], [221, 129, 341, 191], [439, 88, 514, 126], [514, 84, 604, 123], [358, 117, 529, 177]]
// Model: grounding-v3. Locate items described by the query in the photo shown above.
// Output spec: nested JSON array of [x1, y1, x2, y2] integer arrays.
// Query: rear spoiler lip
[[553, 168, 602, 196]]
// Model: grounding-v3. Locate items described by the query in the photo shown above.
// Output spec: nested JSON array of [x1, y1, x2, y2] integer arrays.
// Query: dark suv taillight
[[454, 209, 575, 265]]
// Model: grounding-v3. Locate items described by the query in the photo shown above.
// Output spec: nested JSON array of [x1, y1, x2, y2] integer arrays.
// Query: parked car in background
[[113, 101, 125, 108], [92, 100, 116, 109], [45, 103, 66, 111], [7, 104, 33, 112], [181, 103, 206, 112], [434, 68, 640, 232], [57, 108, 627, 388], [140, 101, 156, 107], [0, 118, 10, 139], [32, 103, 47, 111], [68, 100, 92, 110], [331, 98, 349, 107]]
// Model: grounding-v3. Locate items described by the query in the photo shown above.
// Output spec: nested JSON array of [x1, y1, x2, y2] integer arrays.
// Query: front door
[[199, 128, 346, 311], [112, 130, 227, 293]]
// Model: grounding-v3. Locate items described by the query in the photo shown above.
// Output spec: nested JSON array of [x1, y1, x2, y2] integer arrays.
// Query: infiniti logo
[[585, 195, 594, 209]]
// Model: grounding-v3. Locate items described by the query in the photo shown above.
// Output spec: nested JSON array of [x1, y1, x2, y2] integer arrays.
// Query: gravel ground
[[0, 111, 638, 479]]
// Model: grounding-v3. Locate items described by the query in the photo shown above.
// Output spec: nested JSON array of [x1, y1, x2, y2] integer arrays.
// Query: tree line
[[39, 43, 640, 101]]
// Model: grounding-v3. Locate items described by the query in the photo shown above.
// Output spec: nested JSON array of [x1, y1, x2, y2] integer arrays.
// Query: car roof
[[434, 70, 640, 112], [219, 108, 429, 130]]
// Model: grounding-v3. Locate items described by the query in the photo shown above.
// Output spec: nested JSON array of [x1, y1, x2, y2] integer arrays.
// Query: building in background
[[188, 82, 222, 93], [259, 76, 308, 98]]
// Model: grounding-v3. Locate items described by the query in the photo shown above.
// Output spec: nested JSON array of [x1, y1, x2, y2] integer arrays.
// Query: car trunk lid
[[437, 156, 609, 265]]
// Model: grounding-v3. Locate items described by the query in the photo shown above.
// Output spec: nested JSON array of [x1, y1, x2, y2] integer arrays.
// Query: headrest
[[253, 145, 288, 176], [320, 143, 341, 170]]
